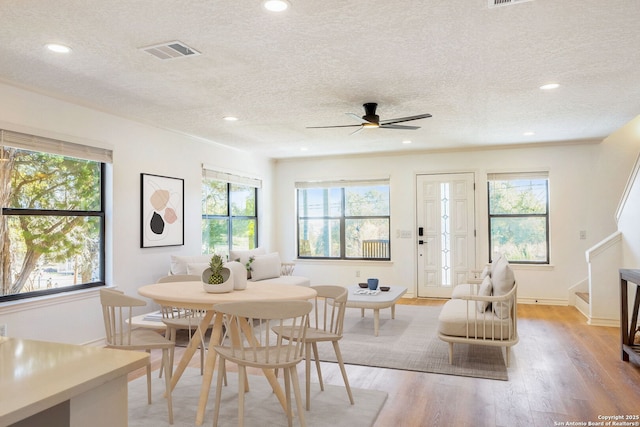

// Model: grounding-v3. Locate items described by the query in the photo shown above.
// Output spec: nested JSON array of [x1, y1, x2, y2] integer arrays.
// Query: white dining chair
[[211, 300, 312, 427]]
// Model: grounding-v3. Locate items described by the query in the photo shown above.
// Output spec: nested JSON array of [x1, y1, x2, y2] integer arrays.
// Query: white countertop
[[0, 336, 148, 425]]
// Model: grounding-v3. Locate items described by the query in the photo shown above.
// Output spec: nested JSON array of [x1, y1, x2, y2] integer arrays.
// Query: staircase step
[[576, 292, 589, 304]]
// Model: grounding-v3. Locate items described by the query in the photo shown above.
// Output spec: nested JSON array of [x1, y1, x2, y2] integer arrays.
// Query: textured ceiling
[[0, 0, 639, 159]]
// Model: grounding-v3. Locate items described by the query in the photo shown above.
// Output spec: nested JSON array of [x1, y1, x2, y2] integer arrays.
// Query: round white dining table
[[138, 281, 317, 426]]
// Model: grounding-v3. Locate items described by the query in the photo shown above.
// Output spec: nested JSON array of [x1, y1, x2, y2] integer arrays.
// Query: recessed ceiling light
[[539, 83, 560, 90], [223, 116, 238, 121], [45, 43, 72, 53], [263, 0, 290, 12], [300, 147, 308, 151], [402, 140, 412, 144], [523, 131, 535, 136]]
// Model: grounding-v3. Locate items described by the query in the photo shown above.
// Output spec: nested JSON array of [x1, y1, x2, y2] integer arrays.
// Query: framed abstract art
[[140, 173, 184, 248]]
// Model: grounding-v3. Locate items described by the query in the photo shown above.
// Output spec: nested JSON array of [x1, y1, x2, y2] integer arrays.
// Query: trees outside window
[[297, 181, 390, 260], [202, 180, 257, 258], [488, 172, 549, 264], [0, 143, 105, 301]]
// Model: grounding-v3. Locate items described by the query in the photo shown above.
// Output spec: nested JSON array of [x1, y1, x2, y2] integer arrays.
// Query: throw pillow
[[170, 254, 213, 275], [250, 252, 281, 281], [490, 252, 503, 277], [476, 275, 493, 313], [480, 264, 491, 279], [491, 255, 515, 319], [186, 262, 209, 277], [230, 247, 266, 279]]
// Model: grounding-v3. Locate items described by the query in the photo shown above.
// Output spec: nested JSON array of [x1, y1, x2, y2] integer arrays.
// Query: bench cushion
[[249, 275, 310, 287], [451, 283, 478, 299], [437, 299, 513, 340]]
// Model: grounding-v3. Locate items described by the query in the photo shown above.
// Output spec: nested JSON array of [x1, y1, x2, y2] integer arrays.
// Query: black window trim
[[201, 181, 259, 255], [0, 162, 106, 302], [296, 185, 391, 261], [487, 175, 550, 265]]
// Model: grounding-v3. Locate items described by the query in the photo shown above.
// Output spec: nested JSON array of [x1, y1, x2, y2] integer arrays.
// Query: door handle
[[418, 240, 424, 245]]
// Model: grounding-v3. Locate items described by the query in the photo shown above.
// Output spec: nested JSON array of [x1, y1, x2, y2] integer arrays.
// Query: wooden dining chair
[[99, 288, 175, 424], [274, 285, 354, 410], [156, 274, 208, 377], [211, 300, 312, 427]]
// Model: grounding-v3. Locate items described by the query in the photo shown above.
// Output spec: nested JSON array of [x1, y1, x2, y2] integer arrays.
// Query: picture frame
[[140, 173, 184, 248]]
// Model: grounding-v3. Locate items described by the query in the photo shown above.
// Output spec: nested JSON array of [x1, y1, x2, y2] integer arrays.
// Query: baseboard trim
[[587, 317, 619, 327], [518, 297, 568, 306]]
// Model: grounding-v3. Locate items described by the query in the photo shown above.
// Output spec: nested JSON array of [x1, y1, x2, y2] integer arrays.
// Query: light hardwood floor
[[130, 299, 640, 427]]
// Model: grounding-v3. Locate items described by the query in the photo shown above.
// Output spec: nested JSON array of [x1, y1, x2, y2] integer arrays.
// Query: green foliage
[[208, 254, 224, 284], [201, 180, 257, 256], [298, 185, 390, 258], [1, 148, 102, 295], [489, 179, 548, 262]]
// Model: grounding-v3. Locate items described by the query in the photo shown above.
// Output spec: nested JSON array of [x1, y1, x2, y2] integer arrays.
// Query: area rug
[[128, 368, 387, 427], [315, 304, 509, 381]]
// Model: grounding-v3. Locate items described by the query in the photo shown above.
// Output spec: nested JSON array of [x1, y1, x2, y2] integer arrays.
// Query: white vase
[[225, 261, 247, 290], [202, 267, 234, 293]]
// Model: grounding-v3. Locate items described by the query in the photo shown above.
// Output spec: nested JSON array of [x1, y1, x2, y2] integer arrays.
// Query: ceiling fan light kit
[[307, 102, 432, 134]]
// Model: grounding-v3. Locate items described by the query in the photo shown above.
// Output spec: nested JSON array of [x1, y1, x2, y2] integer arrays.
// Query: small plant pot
[[202, 267, 234, 293]]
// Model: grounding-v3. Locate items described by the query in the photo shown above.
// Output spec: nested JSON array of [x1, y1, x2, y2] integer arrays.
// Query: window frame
[[201, 180, 259, 256], [296, 181, 391, 261], [487, 172, 550, 265], [0, 153, 107, 303]]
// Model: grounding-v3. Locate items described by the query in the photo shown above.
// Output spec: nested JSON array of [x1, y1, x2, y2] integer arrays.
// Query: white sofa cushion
[[451, 283, 478, 299], [476, 275, 493, 312], [491, 255, 515, 319], [480, 264, 491, 279], [253, 275, 310, 287], [229, 247, 266, 278], [186, 262, 209, 276], [170, 254, 213, 275], [250, 252, 281, 281], [437, 299, 513, 340]]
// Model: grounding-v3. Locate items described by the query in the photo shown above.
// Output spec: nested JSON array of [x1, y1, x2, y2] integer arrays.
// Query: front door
[[416, 173, 476, 298]]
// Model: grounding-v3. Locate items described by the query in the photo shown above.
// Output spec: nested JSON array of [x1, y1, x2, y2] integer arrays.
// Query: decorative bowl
[[202, 268, 234, 293], [380, 286, 390, 292], [358, 282, 368, 288], [203, 280, 234, 293]]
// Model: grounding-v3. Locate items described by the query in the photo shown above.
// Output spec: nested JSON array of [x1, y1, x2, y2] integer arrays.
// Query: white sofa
[[169, 250, 310, 288], [437, 255, 519, 367]]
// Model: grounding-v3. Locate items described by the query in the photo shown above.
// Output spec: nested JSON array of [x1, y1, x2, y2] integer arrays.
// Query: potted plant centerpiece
[[202, 254, 234, 293]]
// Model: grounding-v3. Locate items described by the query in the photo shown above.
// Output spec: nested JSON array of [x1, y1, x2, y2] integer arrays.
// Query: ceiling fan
[[307, 103, 432, 135]]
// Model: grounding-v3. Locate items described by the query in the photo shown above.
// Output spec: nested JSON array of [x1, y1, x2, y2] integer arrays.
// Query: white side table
[[344, 285, 408, 336]]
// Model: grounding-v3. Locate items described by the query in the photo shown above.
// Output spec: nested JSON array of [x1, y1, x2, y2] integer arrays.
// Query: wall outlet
[[355, 270, 360, 277], [0, 324, 7, 337], [579, 230, 587, 240]]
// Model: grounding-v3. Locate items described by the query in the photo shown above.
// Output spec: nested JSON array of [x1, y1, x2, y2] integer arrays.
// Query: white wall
[[0, 82, 274, 344], [274, 135, 638, 304], [616, 116, 640, 267], [1, 78, 637, 344]]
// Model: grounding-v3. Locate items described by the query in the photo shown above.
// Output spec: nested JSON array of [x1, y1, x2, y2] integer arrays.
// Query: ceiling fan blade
[[349, 126, 364, 135], [380, 113, 432, 125], [306, 124, 362, 129], [345, 112, 367, 123], [379, 124, 421, 130]]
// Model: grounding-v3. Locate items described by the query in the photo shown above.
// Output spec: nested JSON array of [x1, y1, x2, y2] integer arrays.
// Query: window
[[201, 168, 260, 259], [488, 172, 549, 264], [296, 180, 390, 260], [0, 129, 110, 302]]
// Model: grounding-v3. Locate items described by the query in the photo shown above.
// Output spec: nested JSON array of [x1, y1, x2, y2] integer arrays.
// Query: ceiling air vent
[[140, 41, 201, 60], [488, 0, 533, 8]]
